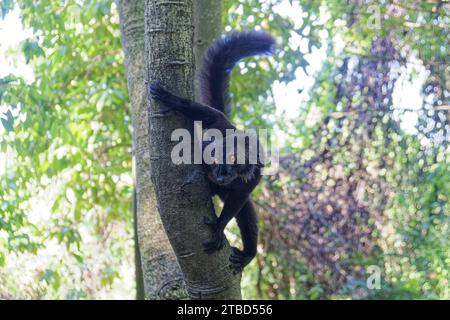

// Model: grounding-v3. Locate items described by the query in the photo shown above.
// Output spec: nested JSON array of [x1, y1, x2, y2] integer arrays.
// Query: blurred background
[[0, 0, 448, 299]]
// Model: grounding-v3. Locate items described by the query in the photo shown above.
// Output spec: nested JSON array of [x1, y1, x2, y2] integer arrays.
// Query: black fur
[[150, 30, 274, 274], [199, 30, 275, 114]]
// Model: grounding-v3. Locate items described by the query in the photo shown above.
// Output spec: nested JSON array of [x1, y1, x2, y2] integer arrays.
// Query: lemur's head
[[203, 131, 264, 186]]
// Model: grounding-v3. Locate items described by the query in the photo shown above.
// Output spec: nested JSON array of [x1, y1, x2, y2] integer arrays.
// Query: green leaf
[[21, 39, 45, 63], [1, 117, 13, 132], [73, 254, 84, 264], [6, 110, 13, 125], [0, 0, 14, 19]]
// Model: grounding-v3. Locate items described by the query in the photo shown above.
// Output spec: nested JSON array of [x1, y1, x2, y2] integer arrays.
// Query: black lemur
[[150, 30, 275, 274]]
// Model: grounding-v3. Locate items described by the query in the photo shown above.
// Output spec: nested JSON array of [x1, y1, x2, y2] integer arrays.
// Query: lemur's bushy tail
[[199, 30, 275, 114]]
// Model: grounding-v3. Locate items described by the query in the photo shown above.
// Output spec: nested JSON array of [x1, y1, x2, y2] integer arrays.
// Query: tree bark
[[132, 190, 145, 300], [193, 0, 222, 102], [117, 0, 188, 300], [144, 0, 241, 299]]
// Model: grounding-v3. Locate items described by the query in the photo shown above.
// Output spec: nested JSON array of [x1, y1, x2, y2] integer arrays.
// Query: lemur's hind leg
[[203, 192, 249, 255], [229, 200, 258, 274]]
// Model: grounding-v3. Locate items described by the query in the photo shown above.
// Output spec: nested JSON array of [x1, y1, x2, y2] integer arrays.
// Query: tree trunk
[[132, 190, 145, 299], [193, 0, 222, 102], [144, 0, 241, 299], [117, 0, 188, 300]]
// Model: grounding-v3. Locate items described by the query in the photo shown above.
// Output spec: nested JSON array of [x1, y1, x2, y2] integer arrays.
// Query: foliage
[[0, 0, 133, 298], [236, 0, 449, 299]]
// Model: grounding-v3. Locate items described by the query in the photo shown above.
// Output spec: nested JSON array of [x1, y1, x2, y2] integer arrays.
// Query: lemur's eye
[[229, 155, 236, 163]]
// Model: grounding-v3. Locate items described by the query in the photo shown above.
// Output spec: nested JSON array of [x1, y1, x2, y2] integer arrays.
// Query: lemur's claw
[[228, 246, 252, 275], [149, 81, 168, 100], [158, 107, 173, 115], [203, 216, 218, 228], [203, 230, 225, 254]]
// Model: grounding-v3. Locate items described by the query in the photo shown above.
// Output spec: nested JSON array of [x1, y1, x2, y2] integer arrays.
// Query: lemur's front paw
[[150, 82, 174, 114], [203, 216, 220, 230], [229, 247, 253, 275], [149, 82, 169, 101]]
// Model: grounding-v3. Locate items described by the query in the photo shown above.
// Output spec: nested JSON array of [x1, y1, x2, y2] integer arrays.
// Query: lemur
[[150, 30, 275, 274]]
